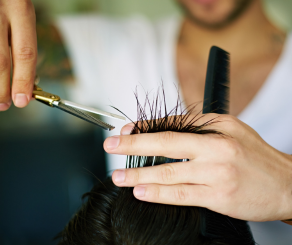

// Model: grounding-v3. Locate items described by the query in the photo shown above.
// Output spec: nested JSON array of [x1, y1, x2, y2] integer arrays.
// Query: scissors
[[32, 77, 126, 131]]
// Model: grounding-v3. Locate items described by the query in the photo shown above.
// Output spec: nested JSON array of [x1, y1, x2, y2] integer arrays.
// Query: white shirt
[[56, 14, 292, 244]]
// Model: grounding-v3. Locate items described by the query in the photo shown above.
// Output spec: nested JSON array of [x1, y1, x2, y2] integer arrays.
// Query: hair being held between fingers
[[57, 88, 255, 245]]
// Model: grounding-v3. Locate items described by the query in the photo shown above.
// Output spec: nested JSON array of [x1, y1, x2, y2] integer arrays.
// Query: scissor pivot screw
[[50, 96, 56, 99]]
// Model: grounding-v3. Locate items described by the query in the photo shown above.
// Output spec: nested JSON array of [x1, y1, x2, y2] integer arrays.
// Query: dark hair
[[57, 89, 255, 245]]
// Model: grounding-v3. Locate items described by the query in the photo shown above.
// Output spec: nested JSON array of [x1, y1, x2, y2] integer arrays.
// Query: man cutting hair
[[0, 0, 291, 244]]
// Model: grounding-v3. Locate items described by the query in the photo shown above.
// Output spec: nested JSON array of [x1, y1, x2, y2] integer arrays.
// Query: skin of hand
[[0, 0, 37, 111], [104, 114, 292, 222]]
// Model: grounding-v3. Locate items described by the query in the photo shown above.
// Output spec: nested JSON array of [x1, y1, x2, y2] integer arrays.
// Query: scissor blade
[[61, 100, 126, 121], [53, 102, 115, 131]]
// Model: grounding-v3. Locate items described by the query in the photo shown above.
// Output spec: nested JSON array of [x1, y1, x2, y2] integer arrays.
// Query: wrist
[[281, 154, 292, 225]]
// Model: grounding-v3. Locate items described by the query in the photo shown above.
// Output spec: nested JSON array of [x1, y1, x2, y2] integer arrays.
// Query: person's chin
[[191, 0, 219, 6], [186, 14, 233, 29], [183, 0, 223, 10]]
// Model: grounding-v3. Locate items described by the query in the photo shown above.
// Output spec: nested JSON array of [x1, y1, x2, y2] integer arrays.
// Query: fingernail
[[0, 102, 11, 111], [106, 136, 120, 150], [113, 170, 125, 184], [14, 93, 28, 108], [121, 124, 134, 135], [134, 186, 146, 197]]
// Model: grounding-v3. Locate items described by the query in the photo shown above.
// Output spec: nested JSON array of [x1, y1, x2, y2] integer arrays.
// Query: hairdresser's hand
[[104, 114, 292, 222], [0, 0, 37, 111]]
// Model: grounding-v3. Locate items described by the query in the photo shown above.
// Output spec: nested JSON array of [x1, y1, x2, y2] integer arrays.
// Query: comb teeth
[[203, 46, 230, 114], [55, 103, 115, 131]]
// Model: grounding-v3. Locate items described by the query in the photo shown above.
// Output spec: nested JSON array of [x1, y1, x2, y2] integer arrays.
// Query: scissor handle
[[33, 85, 61, 107]]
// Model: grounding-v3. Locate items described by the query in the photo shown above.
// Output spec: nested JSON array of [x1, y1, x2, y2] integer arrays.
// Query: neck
[[178, 0, 285, 61]]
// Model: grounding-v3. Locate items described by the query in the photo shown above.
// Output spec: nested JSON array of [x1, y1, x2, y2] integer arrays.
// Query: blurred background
[[0, 0, 292, 244]]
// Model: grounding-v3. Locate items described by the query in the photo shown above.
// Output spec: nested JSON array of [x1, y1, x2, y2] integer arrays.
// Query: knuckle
[[159, 164, 176, 183], [215, 181, 238, 207], [15, 47, 36, 62], [174, 185, 188, 202], [0, 55, 9, 72], [13, 77, 32, 90], [215, 190, 233, 207], [226, 139, 242, 157], [218, 138, 241, 159], [214, 165, 239, 202], [222, 115, 242, 133], [216, 163, 238, 184]]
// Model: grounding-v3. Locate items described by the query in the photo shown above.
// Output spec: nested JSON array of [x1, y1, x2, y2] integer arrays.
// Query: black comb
[[201, 47, 255, 244], [203, 46, 230, 114]]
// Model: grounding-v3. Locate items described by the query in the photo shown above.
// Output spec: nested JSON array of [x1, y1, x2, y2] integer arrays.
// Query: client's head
[[57, 90, 255, 245]]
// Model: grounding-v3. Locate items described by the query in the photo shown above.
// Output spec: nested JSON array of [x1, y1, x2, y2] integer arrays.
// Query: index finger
[[9, 1, 37, 108], [104, 132, 205, 159]]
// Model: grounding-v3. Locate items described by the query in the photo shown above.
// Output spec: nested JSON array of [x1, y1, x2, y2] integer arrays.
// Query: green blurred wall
[[32, 0, 292, 30]]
